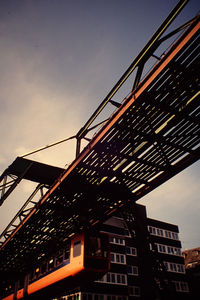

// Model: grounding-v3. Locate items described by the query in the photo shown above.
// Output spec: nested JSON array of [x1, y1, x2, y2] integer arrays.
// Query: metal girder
[[75, 0, 190, 156], [0, 184, 48, 246], [0, 4, 199, 279], [0, 157, 65, 207], [0, 161, 33, 206]]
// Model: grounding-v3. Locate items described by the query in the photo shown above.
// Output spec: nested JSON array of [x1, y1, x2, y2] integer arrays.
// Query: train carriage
[[2, 233, 110, 300]]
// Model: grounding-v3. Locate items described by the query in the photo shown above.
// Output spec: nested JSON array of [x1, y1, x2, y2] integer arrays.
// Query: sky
[[0, 0, 199, 250]]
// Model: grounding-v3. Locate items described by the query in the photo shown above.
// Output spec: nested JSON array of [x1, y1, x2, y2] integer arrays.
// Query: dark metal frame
[[75, 0, 191, 157], [0, 2, 199, 298], [0, 8, 199, 254], [10, 0, 193, 161], [0, 184, 48, 246], [0, 162, 33, 206]]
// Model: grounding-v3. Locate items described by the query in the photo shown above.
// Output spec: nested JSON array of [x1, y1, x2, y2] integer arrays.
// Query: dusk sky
[[0, 0, 199, 250]]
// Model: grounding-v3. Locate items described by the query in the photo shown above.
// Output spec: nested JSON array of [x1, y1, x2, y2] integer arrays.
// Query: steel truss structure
[[0, 1, 199, 297]]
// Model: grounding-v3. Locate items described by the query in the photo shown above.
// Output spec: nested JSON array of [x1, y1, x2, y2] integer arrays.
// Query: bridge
[[0, 0, 199, 294]]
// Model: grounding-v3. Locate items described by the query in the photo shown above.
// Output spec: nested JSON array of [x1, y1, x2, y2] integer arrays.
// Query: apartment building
[[55, 204, 190, 300], [182, 247, 200, 297]]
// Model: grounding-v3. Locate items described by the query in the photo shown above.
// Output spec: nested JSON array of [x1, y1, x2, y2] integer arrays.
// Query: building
[[55, 204, 190, 300], [182, 247, 200, 297]]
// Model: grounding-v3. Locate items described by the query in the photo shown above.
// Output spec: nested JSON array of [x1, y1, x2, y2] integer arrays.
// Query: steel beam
[[76, 0, 189, 140]]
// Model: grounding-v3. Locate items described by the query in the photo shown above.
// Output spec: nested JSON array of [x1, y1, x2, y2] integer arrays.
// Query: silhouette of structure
[[0, 1, 199, 299]]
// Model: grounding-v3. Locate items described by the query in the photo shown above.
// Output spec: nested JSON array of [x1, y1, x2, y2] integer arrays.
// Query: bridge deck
[[0, 16, 199, 275]]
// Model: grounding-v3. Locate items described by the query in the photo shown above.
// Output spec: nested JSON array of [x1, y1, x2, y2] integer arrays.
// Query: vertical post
[[76, 138, 81, 158], [0, 175, 7, 199], [132, 63, 145, 92]]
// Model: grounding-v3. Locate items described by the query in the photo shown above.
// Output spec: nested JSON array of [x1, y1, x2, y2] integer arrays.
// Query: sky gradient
[[0, 0, 199, 250]]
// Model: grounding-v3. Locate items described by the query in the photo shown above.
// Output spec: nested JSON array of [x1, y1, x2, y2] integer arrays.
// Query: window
[[48, 258, 54, 271], [110, 253, 126, 264], [156, 243, 181, 256], [165, 230, 179, 240], [165, 231, 172, 239], [116, 273, 125, 284], [167, 246, 181, 256], [117, 274, 121, 284], [177, 264, 185, 273], [128, 286, 140, 297], [121, 275, 126, 284], [79, 294, 127, 300], [172, 232, 178, 240], [167, 246, 174, 254], [158, 244, 166, 253], [96, 272, 127, 285], [164, 262, 185, 273], [109, 236, 125, 245], [152, 227, 156, 234], [157, 228, 163, 236], [35, 267, 40, 278], [173, 281, 189, 292], [64, 247, 70, 261], [55, 250, 64, 266], [88, 237, 104, 257], [67, 295, 80, 300], [148, 226, 179, 240], [73, 240, 81, 257], [170, 263, 177, 272], [126, 247, 137, 256], [127, 265, 138, 275], [175, 248, 181, 256], [41, 261, 47, 274]]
